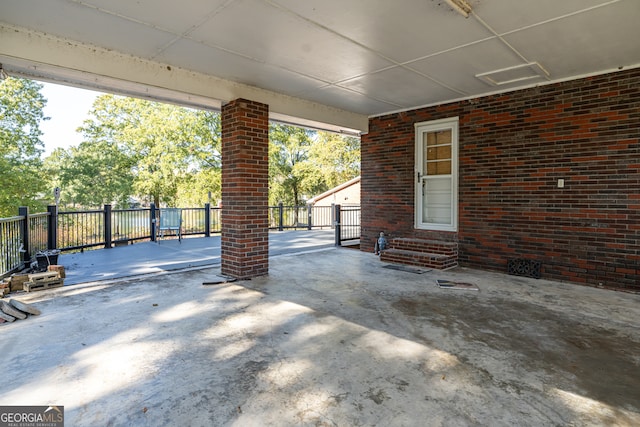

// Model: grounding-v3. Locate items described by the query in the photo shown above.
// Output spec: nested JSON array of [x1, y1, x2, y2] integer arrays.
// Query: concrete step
[[380, 248, 458, 270], [388, 238, 458, 256]]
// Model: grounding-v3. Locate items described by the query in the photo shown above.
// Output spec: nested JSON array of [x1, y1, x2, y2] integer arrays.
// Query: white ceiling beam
[[0, 23, 368, 135]]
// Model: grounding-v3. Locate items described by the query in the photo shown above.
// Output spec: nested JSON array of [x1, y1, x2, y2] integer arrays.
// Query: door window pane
[[426, 160, 451, 175], [422, 177, 452, 224], [424, 130, 452, 176], [425, 130, 451, 147]]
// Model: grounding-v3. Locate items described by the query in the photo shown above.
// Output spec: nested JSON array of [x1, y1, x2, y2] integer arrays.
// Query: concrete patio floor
[[2, 248, 639, 426]]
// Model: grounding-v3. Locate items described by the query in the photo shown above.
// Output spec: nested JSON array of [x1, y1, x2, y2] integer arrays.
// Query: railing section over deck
[[333, 204, 361, 245], [1, 203, 360, 278]]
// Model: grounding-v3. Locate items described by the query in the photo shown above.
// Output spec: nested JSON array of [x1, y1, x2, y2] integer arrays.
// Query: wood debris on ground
[[0, 299, 41, 325]]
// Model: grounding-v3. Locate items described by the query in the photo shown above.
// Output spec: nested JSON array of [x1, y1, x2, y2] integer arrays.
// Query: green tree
[[173, 109, 221, 206], [43, 147, 72, 207], [76, 96, 221, 207], [44, 143, 135, 208], [269, 124, 316, 206], [43, 91, 359, 212], [0, 77, 48, 216], [268, 124, 360, 206], [310, 131, 360, 188]]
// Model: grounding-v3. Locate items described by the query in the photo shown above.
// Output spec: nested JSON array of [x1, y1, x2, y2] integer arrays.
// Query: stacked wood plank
[[2, 264, 66, 298], [0, 281, 9, 297], [47, 264, 66, 278], [24, 271, 64, 292], [8, 274, 29, 292]]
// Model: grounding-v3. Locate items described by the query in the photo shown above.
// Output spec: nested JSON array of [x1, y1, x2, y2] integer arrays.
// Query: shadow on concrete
[[2, 248, 639, 426]]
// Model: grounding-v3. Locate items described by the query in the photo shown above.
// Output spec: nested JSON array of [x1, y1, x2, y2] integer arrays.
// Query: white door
[[415, 117, 458, 231]]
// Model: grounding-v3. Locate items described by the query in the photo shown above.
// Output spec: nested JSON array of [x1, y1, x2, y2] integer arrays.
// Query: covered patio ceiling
[[1, 0, 639, 134]]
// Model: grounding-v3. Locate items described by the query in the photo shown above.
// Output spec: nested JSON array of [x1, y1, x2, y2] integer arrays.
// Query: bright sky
[[39, 82, 103, 156]]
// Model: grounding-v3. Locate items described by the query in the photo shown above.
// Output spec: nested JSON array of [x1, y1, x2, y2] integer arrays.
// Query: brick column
[[221, 99, 269, 278]]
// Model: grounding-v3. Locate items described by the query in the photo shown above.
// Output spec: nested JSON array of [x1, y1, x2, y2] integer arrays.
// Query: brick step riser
[[389, 243, 457, 256], [380, 251, 458, 270], [388, 241, 458, 256]]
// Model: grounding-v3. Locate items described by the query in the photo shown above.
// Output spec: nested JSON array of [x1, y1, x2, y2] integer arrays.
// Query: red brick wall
[[362, 68, 640, 291], [221, 99, 269, 278]]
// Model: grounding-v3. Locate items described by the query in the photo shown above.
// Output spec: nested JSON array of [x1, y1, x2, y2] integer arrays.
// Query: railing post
[[47, 205, 58, 250], [278, 202, 284, 231], [307, 204, 312, 230], [150, 203, 157, 242], [19, 206, 31, 263], [334, 204, 341, 246], [331, 203, 336, 229], [104, 204, 112, 249], [204, 203, 211, 237]]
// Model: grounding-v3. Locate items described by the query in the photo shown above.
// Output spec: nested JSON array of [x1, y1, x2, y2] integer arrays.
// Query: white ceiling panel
[[270, 0, 494, 63], [408, 38, 528, 95], [339, 66, 462, 108], [473, 0, 615, 35], [301, 85, 401, 116], [0, 0, 178, 58], [81, 0, 230, 35], [503, 0, 640, 77], [157, 39, 327, 96], [188, 0, 395, 83], [1, 0, 83, 35]]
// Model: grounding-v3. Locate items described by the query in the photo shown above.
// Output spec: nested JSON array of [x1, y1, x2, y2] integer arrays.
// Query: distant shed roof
[[307, 176, 360, 205]]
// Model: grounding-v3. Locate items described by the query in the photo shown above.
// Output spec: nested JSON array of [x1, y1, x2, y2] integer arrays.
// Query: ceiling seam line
[[165, 32, 340, 89], [151, 0, 241, 60], [292, 81, 405, 110], [471, 12, 530, 65], [33, 1, 340, 93], [58, 0, 465, 102], [263, 0, 521, 93], [260, 0, 402, 67], [68, 0, 238, 62], [320, 84, 406, 109], [498, 0, 623, 37], [69, 0, 179, 35], [328, 35, 497, 88], [398, 36, 496, 67], [400, 65, 469, 96], [69, 0, 401, 91], [174, 34, 268, 64], [260, 0, 468, 97], [162, 1, 409, 92], [70, 0, 483, 100]]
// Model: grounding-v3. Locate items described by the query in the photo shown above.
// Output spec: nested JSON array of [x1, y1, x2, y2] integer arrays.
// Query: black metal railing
[[112, 208, 152, 242], [58, 208, 105, 251], [28, 212, 49, 255], [310, 205, 334, 229], [1, 202, 360, 278], [181, 207, 206, 236], [209, 207, 221, 235], [0, 215, 24, 277], [268, 203, 312, 230], [334, 204, 361, 245], [265, 203, 335, 230]]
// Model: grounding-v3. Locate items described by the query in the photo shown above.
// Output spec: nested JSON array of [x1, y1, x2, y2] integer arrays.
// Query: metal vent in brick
[[508, 258, 542, 279]]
